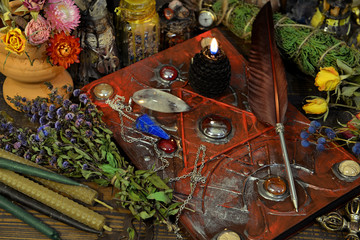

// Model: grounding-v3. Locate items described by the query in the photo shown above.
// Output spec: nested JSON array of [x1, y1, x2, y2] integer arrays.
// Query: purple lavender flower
[[48, 104, 56, 112], [54, 121, 62, 131], [56, 107, 65, 117], [35, 135, 41, 142], [21, 97, 27, 102], [73, 89, 81, 97], [39, 116, 47, 125], [17, 133, 25, 141], [13, 142, 21, 150], [85, 130, 93, 137], [24, 151, 31, 160], [76, 113, 85, 119], [38, 109, 46, 117], [30, 114, 38, 123], [62, 161, 70, 168], [67, 85, 73, 93], [41, 103, 48, 111], [79, 93, 88, 104], [47, 111, 55, 120], [56, 95, 63, 104], [65, 129, 72, 138], [75, 118, 84, 127], [23, 105, 30, 113], [87, 104, 95, 110], [70, 138, 76, 144], [69, 104, 79, 112], [65, 112, 75, 121], [42, 129, 49, 137], [85, 121, 92, 128], [6, 122, 13, 130], [39, 149, 45, 155], [21, 140, 27, 147], [35, 155, 42, 164], [50, 156, 57, 165], [82, 164, 89, 170], [4, 144, 11, 151], [31, 106, 37, 114], [85, 108, 93, 115], [33, 100, 39, 108], [63, 99, 71, 109]]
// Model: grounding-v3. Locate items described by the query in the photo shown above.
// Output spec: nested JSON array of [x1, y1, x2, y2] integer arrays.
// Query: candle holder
[[188, 42, 231, 98]]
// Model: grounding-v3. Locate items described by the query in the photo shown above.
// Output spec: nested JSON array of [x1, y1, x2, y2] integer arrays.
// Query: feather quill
[[248, 2, 298, 212], [248, 2, 288, 126]]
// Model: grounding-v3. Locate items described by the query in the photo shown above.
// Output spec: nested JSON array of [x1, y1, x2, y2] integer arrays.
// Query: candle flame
[[210, 38, 218, 55]]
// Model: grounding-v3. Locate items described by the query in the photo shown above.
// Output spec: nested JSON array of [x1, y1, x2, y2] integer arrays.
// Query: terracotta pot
[[0, 36, 73, 110]]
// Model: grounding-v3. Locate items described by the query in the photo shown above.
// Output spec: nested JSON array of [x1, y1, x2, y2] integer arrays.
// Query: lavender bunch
[[2, 84, 181, 229], [3, 84, 124, 184]]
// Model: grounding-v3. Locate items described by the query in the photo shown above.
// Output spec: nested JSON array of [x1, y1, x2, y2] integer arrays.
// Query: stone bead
[[263, 177, 287, 196], [93, 83, 114, 100], [338, 160, 360, 177], [160, 66, 178, 81], [157, 137, 177, 154]]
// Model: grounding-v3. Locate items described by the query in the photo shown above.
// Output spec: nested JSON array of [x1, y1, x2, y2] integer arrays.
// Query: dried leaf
[[342, 86, 359, 97], [147, 174, 169, 190], [147, 191, 171, 204]]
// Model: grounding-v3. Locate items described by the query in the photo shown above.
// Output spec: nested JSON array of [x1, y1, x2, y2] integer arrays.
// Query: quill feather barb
[[248, 2, 288, 126], [248, 2, 298, 212]]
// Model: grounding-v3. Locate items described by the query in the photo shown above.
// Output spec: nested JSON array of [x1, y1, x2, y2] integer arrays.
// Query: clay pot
[[0, 37, 73, 110]]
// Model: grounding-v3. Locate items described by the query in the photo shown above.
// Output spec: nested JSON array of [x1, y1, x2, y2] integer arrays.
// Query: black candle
[[189, 38, 231, 98]]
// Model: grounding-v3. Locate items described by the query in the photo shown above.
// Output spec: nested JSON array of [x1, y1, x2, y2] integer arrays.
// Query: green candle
[[0, 194, 61, 240], [0, 182, 102, 234], [0, 157, 82, 186]]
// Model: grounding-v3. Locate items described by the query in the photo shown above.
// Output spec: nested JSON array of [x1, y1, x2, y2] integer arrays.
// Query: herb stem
[[329, 103, 359, 110]]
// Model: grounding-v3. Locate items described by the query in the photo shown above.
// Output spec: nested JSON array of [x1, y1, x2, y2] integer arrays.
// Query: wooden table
[[0, 27, 354, 239]]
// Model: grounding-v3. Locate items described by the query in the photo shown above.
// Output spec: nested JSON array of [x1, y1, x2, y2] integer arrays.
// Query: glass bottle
[[115, 0, 160, 67]]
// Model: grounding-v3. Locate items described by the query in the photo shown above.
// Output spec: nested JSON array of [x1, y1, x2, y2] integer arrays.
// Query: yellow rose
[[314, 66, 341, 91], [2, 28, 26, 55], [302, 97, 328, 115]]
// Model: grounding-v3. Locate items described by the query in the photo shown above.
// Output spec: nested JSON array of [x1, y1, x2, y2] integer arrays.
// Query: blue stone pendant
[[135, 114, 170, 139]]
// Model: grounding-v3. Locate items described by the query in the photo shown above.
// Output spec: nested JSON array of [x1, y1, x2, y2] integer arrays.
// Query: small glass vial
[[115, 0, 160, 66]]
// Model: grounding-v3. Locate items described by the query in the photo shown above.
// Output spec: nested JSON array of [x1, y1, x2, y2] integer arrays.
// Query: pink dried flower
[[25, 15, 50, 45], [44, 0, 80, 33], [23, 0, 46, 11]]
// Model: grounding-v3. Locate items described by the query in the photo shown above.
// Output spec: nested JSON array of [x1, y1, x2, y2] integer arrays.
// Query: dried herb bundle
[[0, 84, 180, 232], [212, 0, 360, 77]]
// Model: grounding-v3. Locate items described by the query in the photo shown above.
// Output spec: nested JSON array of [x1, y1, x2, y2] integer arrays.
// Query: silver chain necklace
[[107, 95, 207, 239]]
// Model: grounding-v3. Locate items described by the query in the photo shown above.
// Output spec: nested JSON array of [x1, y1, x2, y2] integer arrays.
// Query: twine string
[[317, 41, 345, 67], [216, 0, 228, 25], [274, 15, 288, 28], [293, 28, 320, 60], [224, 2, 238, 27], [242, 15, 256, 39]]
